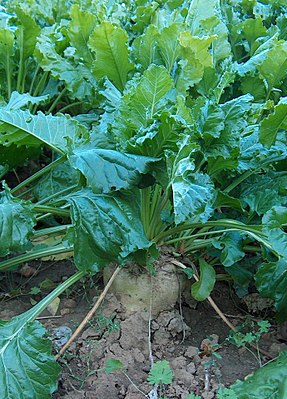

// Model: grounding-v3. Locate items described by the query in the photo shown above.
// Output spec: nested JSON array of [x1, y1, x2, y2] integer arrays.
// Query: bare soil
[[1, 258, 287, 399]]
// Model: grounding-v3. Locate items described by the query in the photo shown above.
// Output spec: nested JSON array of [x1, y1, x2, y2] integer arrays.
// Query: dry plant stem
[[171, 259, 273, 360], [55, 266, 121, 360]]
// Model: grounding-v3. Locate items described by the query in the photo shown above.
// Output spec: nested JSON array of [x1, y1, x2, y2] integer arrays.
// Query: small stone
[[269, 342, 287, 357], [60, 307, 72, 316], [185, 346, 199, 358], [18, 264, 37, 277], [186, 361, 196, 374], [61, 299, 77, 309]]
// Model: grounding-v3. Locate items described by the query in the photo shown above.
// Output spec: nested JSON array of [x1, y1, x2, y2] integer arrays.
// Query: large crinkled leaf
[[0, 187, 36, 257], [35, 31, 97, 100], [33, 162, 80, 201], [241, 172, 287, 215], [236, 32, 279, 76], [132, 25, 161, 70], [240, 17, 268, 55], [0, 315, 60, 399], [158, 23, 183, 73], [262, 206, 287, 259], [0, 28, 15, 96], [68, 5, 97, 66], [191, 259, 216, 301], [177, 33, 216, 92], [69, 190, 152, 272], [197, 101, 225, 138], [255, 259, 287, 321], [6, 92, 49, 110], [68, 148, 158, 193], [88, 22, 133, 92], [185, 0, 218, 33], [15, 7, 41, 60], [173, 171, 215, 225], [212, 232, 245, 267], [260, 97, 287, 148], [121, 64, 173, 129], [231, 351, 287, 398], [0, 109, 89, 153], [257, 41, 287, 91]]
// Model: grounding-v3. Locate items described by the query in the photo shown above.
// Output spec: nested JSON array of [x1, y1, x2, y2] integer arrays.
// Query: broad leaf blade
[[133, 25, 161, 69], [124, 64, 173, 128], [69, 190, 152, 272], [0, 316, 60, 399], [89, 22, 133, 91], [257, 41, 287, 91], [0, 109, 88, 152], [68, 4, 97, 66], [191, 259, 216, 301], [68, 148, 158, 193], [6, 92, 50, 110], [260, 97, 287, 148], [231, 351, 287, 398], [263, 206, 287, 259], [255, 260, 287, 321], [35, 31, 96, 101], [0, 187, 36, 257], [173, 171, 215, 225]]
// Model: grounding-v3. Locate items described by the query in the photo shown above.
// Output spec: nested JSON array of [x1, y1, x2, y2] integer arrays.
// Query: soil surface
[[1, 256, 287, 399]]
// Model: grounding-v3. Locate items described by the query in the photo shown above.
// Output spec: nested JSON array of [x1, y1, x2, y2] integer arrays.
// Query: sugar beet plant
[[1, 0, 287, 397]]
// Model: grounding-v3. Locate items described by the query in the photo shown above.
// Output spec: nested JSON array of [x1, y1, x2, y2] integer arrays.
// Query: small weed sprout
[[227, 320, 271, 366]]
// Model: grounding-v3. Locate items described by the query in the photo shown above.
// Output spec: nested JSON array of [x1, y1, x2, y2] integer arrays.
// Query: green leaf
[[262, 206, 287, 259], [191, 259, 216, 301], [35, 30, 96, 100], [240, 172, 287, 215], [177, 32, 216, 91], [260, 97, 287, 148], [240, 17, 268, 55], [158, 23, 183, 73], [173, 171, 215, 225], [231, 351, 287, 398], [0, 271, 84, 399], [257, 41, 287, 91], [0, 28, 15, 97], [147, 360, 174, 385], [69, 190, 152, 272], [132, 25, 161, 70], [256, 260, 287, 321], [212, 232, 245, 267], [15, 7, 41, 60], [0, 316, 60, 399], [33, 162, 80, 201], [88, 22, 133, 91], [6, 91, 50, 110], [0, 187, 36, 257], [105, 358, 123, 374], [68, 148, 158, 194], [0, 109, 88, 153], [123, 64, 173, 129], [68, 4, 97, 66]]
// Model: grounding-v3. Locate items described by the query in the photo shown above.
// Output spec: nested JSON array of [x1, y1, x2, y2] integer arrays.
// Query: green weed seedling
[[227, 320, 271, 367], [148, 360, 174, 399]]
